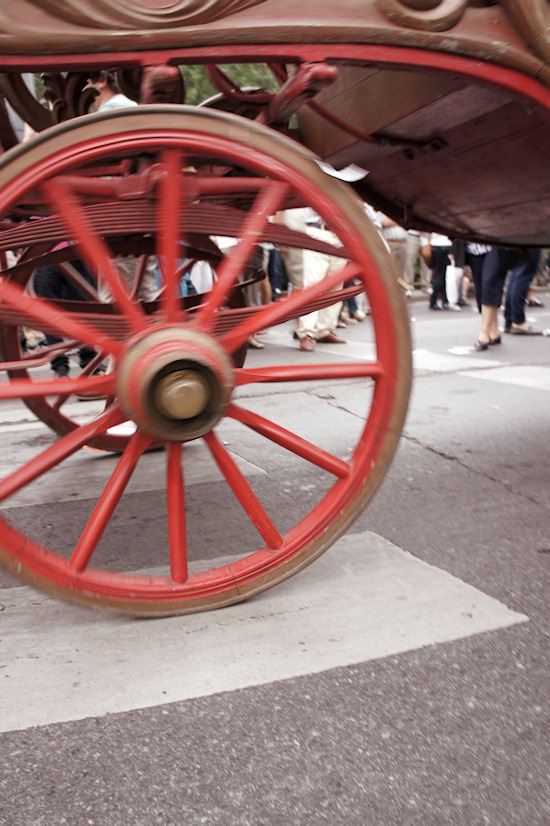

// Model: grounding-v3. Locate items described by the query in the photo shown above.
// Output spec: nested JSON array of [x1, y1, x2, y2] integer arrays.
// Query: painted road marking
[[0, 531, 526, 733], [266, 329, 502, 373], [413, 350, 500, 372], [460, 365, 550, 391]]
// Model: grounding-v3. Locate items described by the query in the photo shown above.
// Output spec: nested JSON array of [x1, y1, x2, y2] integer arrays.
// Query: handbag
[[420, 242, 434, 267], [445, 264, 463, 306]]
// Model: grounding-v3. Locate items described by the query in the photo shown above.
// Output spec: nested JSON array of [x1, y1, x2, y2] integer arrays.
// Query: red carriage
[[0, 0, 547, 614]]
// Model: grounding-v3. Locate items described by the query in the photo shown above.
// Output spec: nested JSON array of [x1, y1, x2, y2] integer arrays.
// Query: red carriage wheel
[[0, 106, 411, 615]]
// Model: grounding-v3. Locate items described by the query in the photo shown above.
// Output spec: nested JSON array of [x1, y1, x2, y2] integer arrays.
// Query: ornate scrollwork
[[499, 0, 550, 64], [0, 73, 53, 134], [374, 0, 470, 32], [374, 0, 550, 60], [28, 0, 265, 29], [41, 72, 101, 123]]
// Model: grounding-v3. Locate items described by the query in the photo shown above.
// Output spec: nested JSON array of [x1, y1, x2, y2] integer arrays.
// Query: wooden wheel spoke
[[221, 262, 361, 351], [131, 254, 151, 300], [195, 180, 288, 329], [235, 361, 384, 386], [0, 276, 122, 358], [0, 372, 114, 401], [166, 442, 188, 584], [50, 350, 108, 413], [0, 404, 124, 503], [70, 430, 153, 572], [0, 106, 410, 615], [228, 403, 351, 478], [58, 261, 100, 302], [204, 430, 283, 550], [0, 341, 76, 371], [41, 178, 145, 333], [158, 149, 185, 322]]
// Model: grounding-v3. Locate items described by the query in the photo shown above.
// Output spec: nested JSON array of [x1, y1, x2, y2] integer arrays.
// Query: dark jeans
[[346, 295, 359, 316], [430, 245, 451, 307], [33, 261, 96, 375], [268, 247, 285, 294], [504, 249, 541, 327]]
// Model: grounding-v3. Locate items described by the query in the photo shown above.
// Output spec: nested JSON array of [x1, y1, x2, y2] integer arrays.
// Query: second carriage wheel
[[0, 105, 411, 615]]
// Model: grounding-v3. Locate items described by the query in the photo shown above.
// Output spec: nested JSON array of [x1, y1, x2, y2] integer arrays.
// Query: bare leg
[[478, 305, 500, 345]]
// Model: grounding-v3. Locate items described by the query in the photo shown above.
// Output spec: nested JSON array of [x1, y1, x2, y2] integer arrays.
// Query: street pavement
[[1, 291, 549, 825]]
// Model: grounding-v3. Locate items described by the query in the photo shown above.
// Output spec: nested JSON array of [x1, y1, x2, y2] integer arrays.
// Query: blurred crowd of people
[[363, 210, 548, 351]]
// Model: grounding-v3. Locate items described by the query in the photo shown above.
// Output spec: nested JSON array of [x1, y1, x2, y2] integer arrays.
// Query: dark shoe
[[429, 304, 442, 310], [299, 335, 315, 352], [474, 340, 489, 351], [526, 297, 544, 307], [317, 332, 347, 344], [489, 336, 501, 345]]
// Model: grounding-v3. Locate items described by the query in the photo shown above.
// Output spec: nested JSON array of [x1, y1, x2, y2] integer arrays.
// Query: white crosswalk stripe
[[459, 364, 550, 390], [0, 531, 526, 733], [0, 337, 540, 735]]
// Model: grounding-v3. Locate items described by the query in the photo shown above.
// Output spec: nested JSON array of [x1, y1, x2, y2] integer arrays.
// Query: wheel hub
[[116, 326, 235, 441]]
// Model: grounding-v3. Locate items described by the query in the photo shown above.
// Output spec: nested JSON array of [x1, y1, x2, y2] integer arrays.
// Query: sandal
[[509, 325, 542, 336], [474, 340, 489, 351]]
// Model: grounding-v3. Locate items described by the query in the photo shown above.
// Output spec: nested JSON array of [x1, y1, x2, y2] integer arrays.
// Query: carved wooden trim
[[27, 0, 265, 29], [500, 0, 550, 65], [372, 0, 550, 59], [374, 0, 470, 32]]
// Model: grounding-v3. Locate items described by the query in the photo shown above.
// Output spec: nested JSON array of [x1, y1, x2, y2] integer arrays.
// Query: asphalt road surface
[[1, 292, 549, 825]]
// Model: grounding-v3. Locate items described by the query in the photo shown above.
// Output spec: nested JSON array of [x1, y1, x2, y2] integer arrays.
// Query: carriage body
[[0, 1, 548, 243], [0, 1, 547, 615]]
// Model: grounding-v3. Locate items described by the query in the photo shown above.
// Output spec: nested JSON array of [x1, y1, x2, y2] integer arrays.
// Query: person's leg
[[268, 247, 283, 294], [316, 298, 343, 340], [403, 233, 420, 291], [430, 246, 450, 307], [477, 304, 500, 348], [63, 261, 98, 370], [387, 240, 407, 287], [341, 293, 359, 323], [33, 265, 69, 375], [476, 248, 507, 345], [466, 252, 484, 312], [509, 250, 541, 328], [292, 247, 322, 346], [504, 270, 515, 331], [259, 272, 272, 305]]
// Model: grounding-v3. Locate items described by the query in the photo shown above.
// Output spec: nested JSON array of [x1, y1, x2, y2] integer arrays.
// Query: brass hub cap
[[116, 326, 235, 441]]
